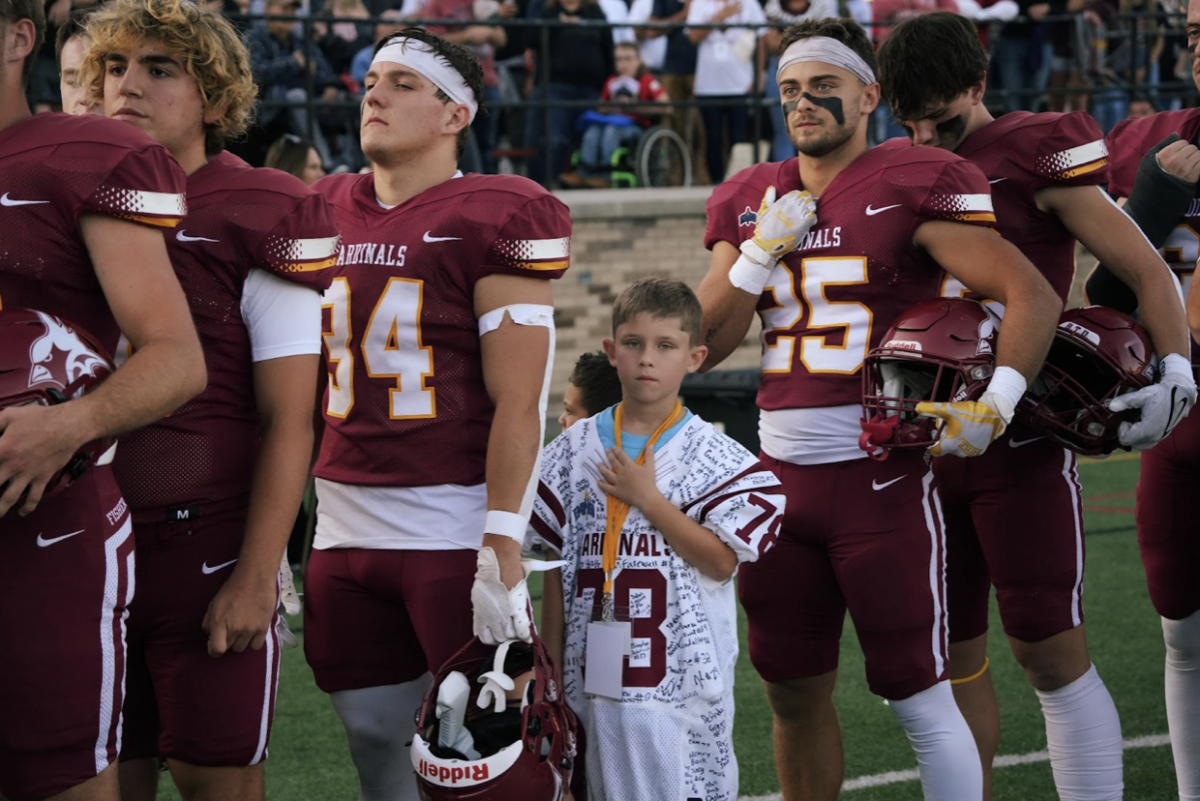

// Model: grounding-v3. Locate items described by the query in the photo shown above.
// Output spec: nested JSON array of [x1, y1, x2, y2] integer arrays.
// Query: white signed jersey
[[529, 413, 784, 801]]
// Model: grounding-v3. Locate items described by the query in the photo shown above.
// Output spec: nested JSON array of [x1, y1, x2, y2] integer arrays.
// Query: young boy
[[559, 42, 670, 188], [559, 350, 623, 430], [530, 277, 785, 801]]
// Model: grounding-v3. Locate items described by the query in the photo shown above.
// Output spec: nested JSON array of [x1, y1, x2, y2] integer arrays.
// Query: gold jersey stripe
[[281, 256, 338, 273], [125, 214, 183, 228], [512, 259, 569, 271], [1057, 157, 1109, 180]]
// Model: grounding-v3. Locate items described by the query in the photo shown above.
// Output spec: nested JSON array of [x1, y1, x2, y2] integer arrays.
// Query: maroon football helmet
[[860, 298, 1000, 458], [1016, 306, 1157, 456], [412, 634, 580, 801], [0, 309, 117, 495]]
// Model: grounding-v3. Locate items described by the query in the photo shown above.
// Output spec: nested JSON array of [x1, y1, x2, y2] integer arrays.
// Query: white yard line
[[736, 733, 1171, 800]]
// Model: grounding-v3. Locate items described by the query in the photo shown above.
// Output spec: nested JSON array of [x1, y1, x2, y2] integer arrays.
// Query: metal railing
[[242, 9, 1198, 181]]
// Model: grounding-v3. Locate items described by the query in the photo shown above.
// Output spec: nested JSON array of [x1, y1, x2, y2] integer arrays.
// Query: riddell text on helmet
[[417, 760, 491, 786]]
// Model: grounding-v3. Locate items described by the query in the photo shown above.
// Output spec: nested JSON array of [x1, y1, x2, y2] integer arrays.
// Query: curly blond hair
[[80, 0, 257, 154]]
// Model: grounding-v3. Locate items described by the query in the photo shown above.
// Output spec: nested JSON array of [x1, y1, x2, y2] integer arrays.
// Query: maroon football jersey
[[705, 147, 996, 411], [0, 113, 186, 355], [1108, 107, 1200, 362], [113, 152, 339, 521], [1108, 108, 1200, 279], [312, 173, 571, 488], [885, 112, 1109, 303]]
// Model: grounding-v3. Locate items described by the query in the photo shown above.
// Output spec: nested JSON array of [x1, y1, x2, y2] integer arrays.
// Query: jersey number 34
[[322, 276, 435, 420]]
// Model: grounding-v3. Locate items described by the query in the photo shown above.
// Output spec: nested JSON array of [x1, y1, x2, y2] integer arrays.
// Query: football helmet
[[860, 298, 1000, 458], [1016, 305, 1157, 456], [0, 309, 117, 495], [412, 635, 580, 801]]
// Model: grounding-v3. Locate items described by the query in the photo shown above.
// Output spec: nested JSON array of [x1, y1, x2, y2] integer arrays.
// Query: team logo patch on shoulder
[[738, 206, 757, 227]]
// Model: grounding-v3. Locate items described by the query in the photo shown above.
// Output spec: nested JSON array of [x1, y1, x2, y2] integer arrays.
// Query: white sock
[[889, 681, 983, 801], [1164, 611, 1200, 801], [1035, 663, 1123, 800], [330, 675, 431, 801]]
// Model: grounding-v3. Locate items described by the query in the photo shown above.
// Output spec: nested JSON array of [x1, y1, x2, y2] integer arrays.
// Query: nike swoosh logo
[[177, 230, 220, 243], [201, 558, 239, 575], [1008, 436, 1044, 448], [865, 204, 902, 216], [37, 529, 85, 547], [1, 192, 50, 206], [423, 231, 462, 243], [989, 178, 1007, 184], [872, 476, 906, 491]]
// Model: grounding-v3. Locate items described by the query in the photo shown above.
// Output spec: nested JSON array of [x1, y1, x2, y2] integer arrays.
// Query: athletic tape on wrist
[[485, 510, 528, 544], [1161, 353, 1196, 383], [987, 365, 1027, 409], [729, 251, 774, 295]]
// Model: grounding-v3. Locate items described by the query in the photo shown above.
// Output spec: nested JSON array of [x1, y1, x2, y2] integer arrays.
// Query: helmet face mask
[[0, 309, 116, 498], [1017, 306, 1157, 456], [861, 298, 1000, 457], [412, 635, 580, 801]]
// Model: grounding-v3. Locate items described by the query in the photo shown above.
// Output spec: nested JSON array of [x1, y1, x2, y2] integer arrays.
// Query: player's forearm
[[638, 495, 737, 582], [68, 334, 205, 443], [994, 278, 1061, 383], [483, 396, 542, 583], [1188, 273, 1200, 345], [542, 569, 566, 681], [237, 415, 314, 584], [1081, 234, 1190, 358]]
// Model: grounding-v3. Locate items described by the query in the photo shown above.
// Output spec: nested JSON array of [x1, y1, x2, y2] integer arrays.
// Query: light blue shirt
[[594, 404, 693, 459]]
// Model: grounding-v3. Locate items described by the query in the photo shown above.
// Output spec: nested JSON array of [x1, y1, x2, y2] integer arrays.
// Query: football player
[[78, 0, 340, 797], [877, 14, 1196, 799], [1083, 0, 1200, 793], [56, 7, 99, 115], [697, 17, 1061, 801], [303, 28, 570, 801], [0, 0, 203, 798]]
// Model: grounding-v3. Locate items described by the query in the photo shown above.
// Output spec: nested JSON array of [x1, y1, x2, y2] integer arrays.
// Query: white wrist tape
[[485, 510, 528, 544], [985, 365, 1027, 421], [1161, 352, 1195, 382], [729, 251, 774, 295]]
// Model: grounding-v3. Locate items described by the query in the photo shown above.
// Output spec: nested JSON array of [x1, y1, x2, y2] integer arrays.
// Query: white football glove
[[740, 186, 819, 267], [1107, 353, 1197, 450], [916, 367, 1025, 458], [471, 547, 533, 646], [278, 552, 301, 617]]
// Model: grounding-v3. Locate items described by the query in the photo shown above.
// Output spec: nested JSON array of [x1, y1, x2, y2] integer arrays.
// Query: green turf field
[[154, 454, 1174, 800]]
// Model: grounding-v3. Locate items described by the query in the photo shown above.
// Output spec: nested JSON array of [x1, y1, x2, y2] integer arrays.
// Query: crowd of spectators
[[28, 0, 1198, 186]]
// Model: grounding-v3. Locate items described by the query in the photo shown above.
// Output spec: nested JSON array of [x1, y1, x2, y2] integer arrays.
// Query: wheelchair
[[569, 124, 693, 189]]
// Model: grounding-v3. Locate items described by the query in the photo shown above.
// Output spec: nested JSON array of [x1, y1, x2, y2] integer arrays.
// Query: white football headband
[[371, 37, 478, 123], [777, 36, 876, 86]]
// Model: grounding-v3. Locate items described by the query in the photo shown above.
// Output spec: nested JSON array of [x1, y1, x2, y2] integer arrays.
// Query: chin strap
[[477, 640, 518, 714]]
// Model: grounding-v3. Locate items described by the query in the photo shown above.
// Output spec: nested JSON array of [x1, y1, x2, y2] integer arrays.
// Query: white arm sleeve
[[241, 268, 323, 362]]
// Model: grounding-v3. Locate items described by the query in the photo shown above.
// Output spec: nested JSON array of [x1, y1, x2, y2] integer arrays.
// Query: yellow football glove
[[740, 185, 819, 267], [916, 392, 1012, 458]]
